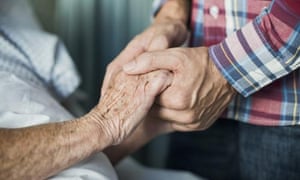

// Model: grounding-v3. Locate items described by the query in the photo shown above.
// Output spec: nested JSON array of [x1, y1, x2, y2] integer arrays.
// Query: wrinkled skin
[[101, 19, 188, 97], [94, 70, 172, 145], [123, 47, 237, 131], [99, 18, 187, 138]]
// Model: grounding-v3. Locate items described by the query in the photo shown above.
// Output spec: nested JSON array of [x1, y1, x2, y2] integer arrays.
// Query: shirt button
[[209, 5, 219, 19]]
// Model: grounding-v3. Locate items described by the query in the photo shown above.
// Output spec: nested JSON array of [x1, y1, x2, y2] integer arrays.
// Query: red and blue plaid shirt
[[153, 0, 300, 126]]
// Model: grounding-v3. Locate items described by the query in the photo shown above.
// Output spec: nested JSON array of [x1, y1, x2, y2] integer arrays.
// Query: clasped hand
[[93, 70, 172, 145], [123, 47, 236, 131], [100, 18, 236, 144]]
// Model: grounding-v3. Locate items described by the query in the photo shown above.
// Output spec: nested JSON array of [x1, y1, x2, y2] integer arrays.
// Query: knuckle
[[169, 49, 186, 69], [167, 23, 176, 31]]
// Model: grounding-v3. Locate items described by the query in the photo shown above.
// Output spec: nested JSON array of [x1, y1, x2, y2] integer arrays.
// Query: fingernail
[[123, 61, 136, 72]]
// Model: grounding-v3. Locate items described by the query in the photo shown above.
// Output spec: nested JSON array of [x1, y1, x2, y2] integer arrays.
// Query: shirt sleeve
[[209, 0, 300, 97]]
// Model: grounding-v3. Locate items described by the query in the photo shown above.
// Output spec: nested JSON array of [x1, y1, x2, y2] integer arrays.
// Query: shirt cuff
[[209, 0, 300, 97]]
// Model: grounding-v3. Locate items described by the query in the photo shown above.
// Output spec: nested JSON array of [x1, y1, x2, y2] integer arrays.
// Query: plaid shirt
[[153, 0, 300, 126]]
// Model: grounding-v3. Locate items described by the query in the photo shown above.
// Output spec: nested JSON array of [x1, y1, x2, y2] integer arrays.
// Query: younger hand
[[123, 47, 236, 131]]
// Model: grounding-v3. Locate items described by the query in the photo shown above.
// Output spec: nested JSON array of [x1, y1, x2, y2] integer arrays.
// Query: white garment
[[0, 71, 118, 180]]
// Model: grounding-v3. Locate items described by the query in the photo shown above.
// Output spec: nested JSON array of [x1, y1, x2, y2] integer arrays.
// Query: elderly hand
[[101, 19, 188, 96], [123, 47, 236, 131], [92, 70, 172, 145]]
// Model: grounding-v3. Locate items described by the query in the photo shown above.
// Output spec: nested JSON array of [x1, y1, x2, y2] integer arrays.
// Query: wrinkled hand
[[101, 19, 188, 96], [123, 47, 236, 131], [92, 70, 172, 145]]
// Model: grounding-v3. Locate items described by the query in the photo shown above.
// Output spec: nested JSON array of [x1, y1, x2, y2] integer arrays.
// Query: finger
[[171, 123, 204, 132], [117, 39, 146, 63], [131, 71, 173, 134], [171, 123, 196, 132], [101, 39, 146, 96], [154, 87, 191, 110], [149, 105, 195, 124], [171, 117, 217, 132], [123, 50, 179, 74]]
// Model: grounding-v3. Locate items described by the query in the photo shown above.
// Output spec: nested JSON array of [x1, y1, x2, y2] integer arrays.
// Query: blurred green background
[[30, 0, 153, 110]]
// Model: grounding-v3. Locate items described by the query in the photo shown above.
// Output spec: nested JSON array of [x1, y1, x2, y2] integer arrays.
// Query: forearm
[[154, 0, 191, 25], [209, 0, 300, 97], [0, 111, 110, 180]]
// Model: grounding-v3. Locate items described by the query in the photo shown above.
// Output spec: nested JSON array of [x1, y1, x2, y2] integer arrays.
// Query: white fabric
[[0, 71, 118, 180], [0, 0, 80, 99]]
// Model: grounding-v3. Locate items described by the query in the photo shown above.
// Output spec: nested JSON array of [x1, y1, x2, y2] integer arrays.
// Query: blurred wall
[[30, 0, 169, 168], [31, 0, 153, 110]]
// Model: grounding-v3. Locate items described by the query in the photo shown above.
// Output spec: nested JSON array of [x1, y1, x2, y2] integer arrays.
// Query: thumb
[[122, 51, 177, 75]]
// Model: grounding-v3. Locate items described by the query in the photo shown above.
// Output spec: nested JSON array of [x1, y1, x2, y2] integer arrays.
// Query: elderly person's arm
[[0, 70, 172, 180]]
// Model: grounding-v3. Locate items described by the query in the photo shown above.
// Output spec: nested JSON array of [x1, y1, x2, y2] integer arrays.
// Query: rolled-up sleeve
[[209, 0, 300, 97]]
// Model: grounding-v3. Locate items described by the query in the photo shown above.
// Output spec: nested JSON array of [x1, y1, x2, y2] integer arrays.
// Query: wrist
[[82, 109, 114, 151], [207, 47, 237, 96]]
